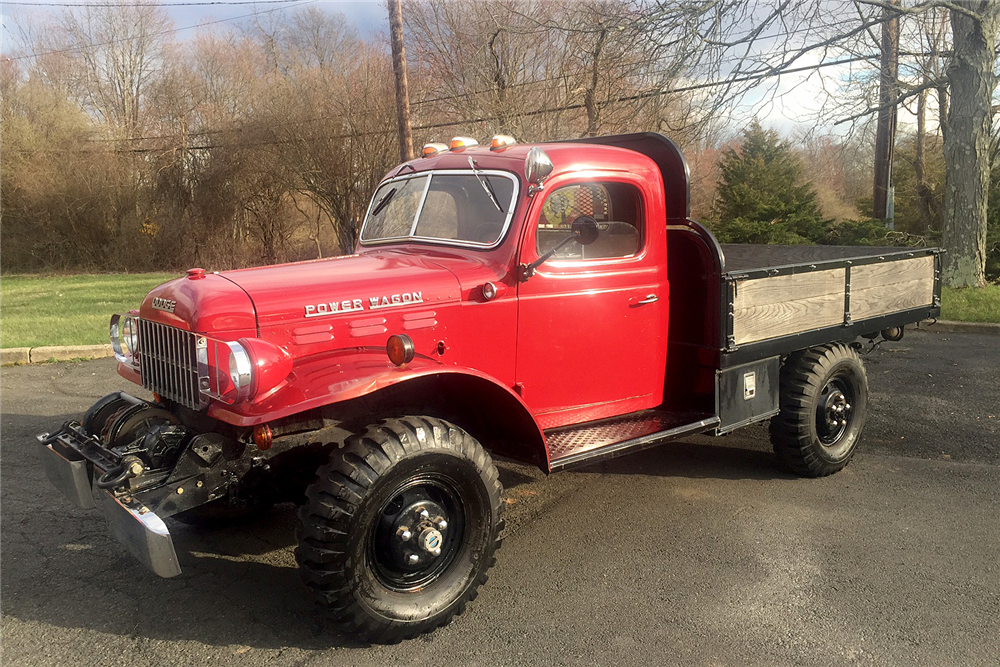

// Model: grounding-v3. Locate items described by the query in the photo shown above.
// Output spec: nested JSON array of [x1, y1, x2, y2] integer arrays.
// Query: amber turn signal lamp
[[386, 334, 416, 366], [422, 143, 448, 157], [449, 136, 478, 151], [253, 424, 273, 450], [490, 135, 516, 151]]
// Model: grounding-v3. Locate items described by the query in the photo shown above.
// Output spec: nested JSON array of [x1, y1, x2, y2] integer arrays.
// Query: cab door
[[515, 177, 668, 430]]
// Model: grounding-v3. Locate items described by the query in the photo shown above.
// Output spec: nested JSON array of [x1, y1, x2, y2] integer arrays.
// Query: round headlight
[[110, 313, 139, 363], [226, 341, 254, 402], [122, 316, 139, 356]]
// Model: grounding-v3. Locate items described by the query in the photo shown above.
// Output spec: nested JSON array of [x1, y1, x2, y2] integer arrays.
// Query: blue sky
[[1, 0, 388, 46]]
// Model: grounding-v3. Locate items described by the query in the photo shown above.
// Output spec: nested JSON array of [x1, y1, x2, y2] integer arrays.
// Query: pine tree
[[711, 121, 826, 244]]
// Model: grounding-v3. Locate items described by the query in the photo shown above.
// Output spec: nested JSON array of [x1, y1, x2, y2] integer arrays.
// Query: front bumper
[[37, 426, 182, 578]]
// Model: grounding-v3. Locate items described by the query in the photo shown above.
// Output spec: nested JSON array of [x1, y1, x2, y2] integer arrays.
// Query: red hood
[[140, 273, 257, 334], [216, 251, 463, 329]]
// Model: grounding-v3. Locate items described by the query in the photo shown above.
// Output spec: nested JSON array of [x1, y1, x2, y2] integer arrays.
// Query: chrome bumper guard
[[36, 429, 182, 578]]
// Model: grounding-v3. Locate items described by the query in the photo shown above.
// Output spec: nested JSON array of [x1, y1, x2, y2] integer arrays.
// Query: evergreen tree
[[711, 121, 826, 244]]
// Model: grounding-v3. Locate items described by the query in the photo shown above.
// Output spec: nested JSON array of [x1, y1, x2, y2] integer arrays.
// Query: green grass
[[941, 285, 1000, 324], [1, 273, 178, 348]]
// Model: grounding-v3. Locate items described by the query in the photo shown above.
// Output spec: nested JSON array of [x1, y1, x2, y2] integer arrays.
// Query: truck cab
[[38, 133, 941, 643]]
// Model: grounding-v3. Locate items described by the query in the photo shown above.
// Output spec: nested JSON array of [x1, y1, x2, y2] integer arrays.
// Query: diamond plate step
[[545, 410, 719, 472]]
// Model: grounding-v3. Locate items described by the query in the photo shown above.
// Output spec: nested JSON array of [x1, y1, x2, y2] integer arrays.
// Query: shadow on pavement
[[0, 411, 831, 650], [577, 431, 800, 482]]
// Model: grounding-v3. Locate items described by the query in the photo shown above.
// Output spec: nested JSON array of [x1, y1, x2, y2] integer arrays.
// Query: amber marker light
[[490, 135, 516, 151], [253, 424, 273, 450], [423, 143, 448, 157], [386, 334, 416, 366], [449, 136, 479, 151]]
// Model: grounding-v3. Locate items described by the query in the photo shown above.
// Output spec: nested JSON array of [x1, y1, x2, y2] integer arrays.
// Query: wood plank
[[734, 291, 845, 344], [734, 268, 846, 308], [853, 278, 935, 320], [851, 256, 935, 291], [851, 256, 935, 320]]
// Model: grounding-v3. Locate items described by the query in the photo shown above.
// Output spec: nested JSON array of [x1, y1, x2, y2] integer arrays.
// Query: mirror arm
[[518, 234, 577, 282]]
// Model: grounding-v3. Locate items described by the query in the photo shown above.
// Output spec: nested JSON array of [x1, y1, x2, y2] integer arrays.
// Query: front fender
[[207, 348, 543, 444]]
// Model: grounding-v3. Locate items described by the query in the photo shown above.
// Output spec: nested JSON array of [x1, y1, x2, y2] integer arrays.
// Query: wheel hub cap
[[817, 382, 853, 445], [372, 479, 464, 591]]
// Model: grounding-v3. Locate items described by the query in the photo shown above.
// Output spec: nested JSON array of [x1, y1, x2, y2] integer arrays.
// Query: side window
[[536, 182, 641, 259]]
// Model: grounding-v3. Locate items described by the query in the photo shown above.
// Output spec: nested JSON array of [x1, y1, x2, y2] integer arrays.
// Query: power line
[[7, 0, 317, 61], [85, 52, 888, 147], [17, 54, 884, 156]]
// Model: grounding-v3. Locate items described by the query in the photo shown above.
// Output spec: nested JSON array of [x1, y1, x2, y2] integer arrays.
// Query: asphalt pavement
[[1, 329, 998, 666]]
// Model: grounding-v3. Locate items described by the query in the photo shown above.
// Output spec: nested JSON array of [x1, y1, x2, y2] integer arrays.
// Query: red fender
[[207, 347, 547, 464]]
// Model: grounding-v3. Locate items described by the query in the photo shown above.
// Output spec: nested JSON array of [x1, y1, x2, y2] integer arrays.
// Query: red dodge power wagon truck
[[39, 133, 942, 642]]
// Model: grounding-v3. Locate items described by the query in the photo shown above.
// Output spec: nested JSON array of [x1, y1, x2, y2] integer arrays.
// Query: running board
[[546, 410, 720, 472]]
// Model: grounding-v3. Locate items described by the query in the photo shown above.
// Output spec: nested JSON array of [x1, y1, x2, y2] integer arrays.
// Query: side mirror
[[570, 216, 599, 246], [519, 216, 602, 282]]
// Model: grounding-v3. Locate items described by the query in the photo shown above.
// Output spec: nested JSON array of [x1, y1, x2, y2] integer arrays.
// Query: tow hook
[[95, 456, 144, 490]]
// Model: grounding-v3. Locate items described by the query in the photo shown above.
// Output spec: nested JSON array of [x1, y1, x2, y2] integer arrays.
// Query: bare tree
[[941, 1, 999, 287], [643, 0, 998, 286], [42, 1, 173, 138]]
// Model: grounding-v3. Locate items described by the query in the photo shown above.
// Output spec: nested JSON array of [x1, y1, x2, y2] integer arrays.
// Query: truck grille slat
[[139, 320, 203, 411]]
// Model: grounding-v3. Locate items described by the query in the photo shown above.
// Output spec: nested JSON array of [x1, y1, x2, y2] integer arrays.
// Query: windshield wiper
[[370, 187, 397, 218], [468, 157, 504, 213]]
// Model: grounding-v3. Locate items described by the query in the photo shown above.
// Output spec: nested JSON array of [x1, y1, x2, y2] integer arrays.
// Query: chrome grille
[[138, 320, 203, 410]]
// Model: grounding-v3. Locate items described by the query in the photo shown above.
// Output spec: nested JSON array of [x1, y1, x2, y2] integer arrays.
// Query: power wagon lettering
[[304, 291, 423, 318]]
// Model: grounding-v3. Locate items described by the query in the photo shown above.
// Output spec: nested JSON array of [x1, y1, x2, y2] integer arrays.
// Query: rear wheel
[[770, 343, 868, 477], [296, 416, 504, 643]]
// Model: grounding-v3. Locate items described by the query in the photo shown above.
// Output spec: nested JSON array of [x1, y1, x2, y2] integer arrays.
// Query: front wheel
[[769, 343, 869, 477], [296, 416, 504, 643]]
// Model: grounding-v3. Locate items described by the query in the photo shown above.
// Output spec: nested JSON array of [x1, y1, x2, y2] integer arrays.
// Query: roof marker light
[[490, 135, 516, 151], [449, 136, 479, 151], [422, 143, 448, 157]]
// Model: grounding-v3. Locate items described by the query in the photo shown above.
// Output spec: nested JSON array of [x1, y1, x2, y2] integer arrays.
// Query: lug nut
[[396, 527, 412, 541], [418, 508, 430, 519], [432, 548, 442, 556], [407, 553, 419, 565], [437, 519, 448, 530]]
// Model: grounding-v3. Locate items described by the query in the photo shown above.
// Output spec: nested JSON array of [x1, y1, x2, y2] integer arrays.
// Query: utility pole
[[873, 0, 900, 227], [388, 0, 414, 162]]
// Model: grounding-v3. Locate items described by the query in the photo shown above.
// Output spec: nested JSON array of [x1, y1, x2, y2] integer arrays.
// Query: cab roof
[[387, 133, 691, 220]]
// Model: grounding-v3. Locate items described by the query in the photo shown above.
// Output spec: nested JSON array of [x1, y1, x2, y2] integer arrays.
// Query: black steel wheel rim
[[816, 376, 854, 446], [369, 475, 466, 592]]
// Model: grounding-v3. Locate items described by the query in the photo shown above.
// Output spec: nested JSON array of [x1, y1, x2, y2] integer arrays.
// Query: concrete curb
[[1, 344, 114, 366], [915, 320, 1000, 335]]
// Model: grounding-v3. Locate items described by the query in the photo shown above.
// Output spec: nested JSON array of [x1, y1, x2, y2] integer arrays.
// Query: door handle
[[637, 294, 658, 305]]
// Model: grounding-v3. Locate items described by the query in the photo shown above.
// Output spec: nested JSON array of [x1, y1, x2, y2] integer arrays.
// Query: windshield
[[360, 170, 518, 247]]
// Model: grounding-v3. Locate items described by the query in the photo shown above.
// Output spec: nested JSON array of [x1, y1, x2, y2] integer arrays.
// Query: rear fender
[[208, 349, 549, 469]]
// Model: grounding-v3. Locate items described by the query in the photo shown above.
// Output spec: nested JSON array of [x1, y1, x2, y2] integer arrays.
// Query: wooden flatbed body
[[719, 243, 941, 364]]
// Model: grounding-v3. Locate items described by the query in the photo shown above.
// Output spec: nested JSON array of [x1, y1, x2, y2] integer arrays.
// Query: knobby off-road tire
[[770, 343, 869, 477], [296, 416, 504, 643]]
